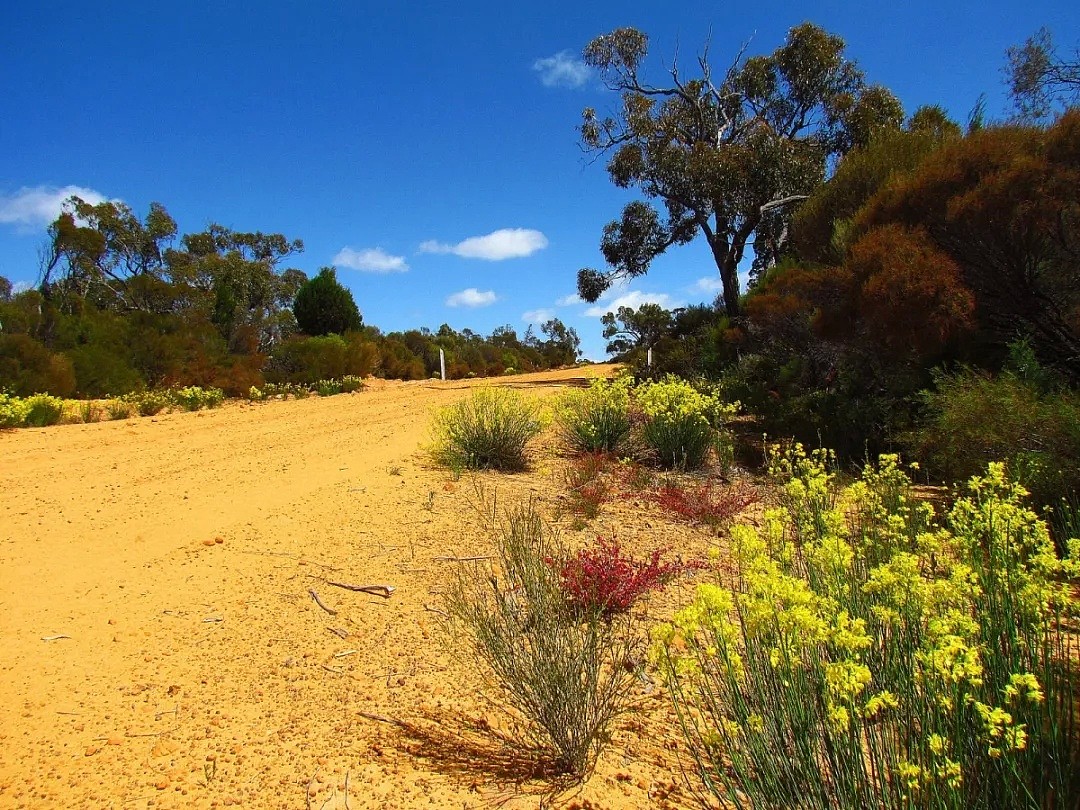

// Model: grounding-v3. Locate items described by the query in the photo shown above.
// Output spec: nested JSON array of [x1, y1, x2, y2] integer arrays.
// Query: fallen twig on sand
[[327, 626, 349, 639], [202, 617, 223, 623], [423, 604, 449, 618], [357, 710, 407, 727], [320, 664, 343, 674], [41, 634, 71, 641], [433, 555, 492, 562], [309, 589, 338, 615], [326, 581, 395, 598], [333, 649, 358, 658], [344, 770, 351, 810]]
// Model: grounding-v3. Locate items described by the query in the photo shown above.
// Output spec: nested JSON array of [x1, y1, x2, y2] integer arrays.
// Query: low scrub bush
[[911, 368, 1080, 550], [563, 453, 613, 521], [22, 394, 65, 427], [169, 385, 224, 411], [635, 376, 735, 470], [105, 398, 132, 420], [555, 377, 632, 454], [559, 538, 686, 619], [0, 391, 30, 428], [315, 378, 342, 397], [651, 479, 760, 528], [122, 389, 170, 416], [430, 388, 542, 472], [655, 448, 1080, 809], [444, 501, 640, 776]]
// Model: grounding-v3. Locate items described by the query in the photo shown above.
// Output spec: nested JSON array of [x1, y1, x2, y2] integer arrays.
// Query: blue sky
[[1, 1, 1076, 359]]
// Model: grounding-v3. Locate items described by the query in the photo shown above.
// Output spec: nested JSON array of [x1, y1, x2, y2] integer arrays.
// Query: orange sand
[[0, 366, 720, 809]]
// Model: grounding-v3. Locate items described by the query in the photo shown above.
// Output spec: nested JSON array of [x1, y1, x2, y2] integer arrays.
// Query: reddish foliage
[[558, 539, 682, 618], [652, 480, 759, 527], [564, 453, 615, 518]]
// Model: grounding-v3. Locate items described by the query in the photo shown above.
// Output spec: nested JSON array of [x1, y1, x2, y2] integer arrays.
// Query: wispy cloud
[[556, 292, 583, 306], [692, 276, 724, 294], [0, 184, 111, 232], [332, 246, 408, 273], [446, 288, 497, 308], [533, 51, 590, 88], [522, 308, 554, 323], [420, 228, 548, 261], [584, 290, 680, 317]]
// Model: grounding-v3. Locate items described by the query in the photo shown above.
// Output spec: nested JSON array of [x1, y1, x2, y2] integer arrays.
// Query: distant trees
[[292, 267, 362, 336], [600, 303, 672, 357], [576, 23, 902, 317]]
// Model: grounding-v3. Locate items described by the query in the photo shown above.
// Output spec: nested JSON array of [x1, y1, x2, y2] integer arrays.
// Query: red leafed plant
[[652, 480, 759, 527], [558, 539, 683, 618]]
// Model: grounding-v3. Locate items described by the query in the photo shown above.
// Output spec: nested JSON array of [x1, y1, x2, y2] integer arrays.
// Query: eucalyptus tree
[[577, 23, 902, 317]]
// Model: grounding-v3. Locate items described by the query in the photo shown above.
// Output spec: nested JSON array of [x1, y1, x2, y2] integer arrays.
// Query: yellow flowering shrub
[[635, 376, 735, 469], [554, 376, 631, 453], [654, 448, 1080, 809]]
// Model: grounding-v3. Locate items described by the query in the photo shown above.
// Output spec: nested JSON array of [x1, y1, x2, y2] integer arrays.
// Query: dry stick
[[41, 634, 71, 641], [423, 604, 449, 619], [327, 627, 349, 640], [333, 650, 358, 659], [357, 710, 406, 728], [326, 581, 395, 598], [306, 772, 316, 810], [344, 770, 351, 810], [321, 664, 343, 675], [432, 555, 492, 562], [309, 589, 337, 616]]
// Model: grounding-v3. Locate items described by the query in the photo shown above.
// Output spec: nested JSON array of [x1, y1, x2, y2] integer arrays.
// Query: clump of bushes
[[910, 366, 1080, 549], [430, 388, 543, 471], [443, 502, 646, 776], [169, 385, 224, 411], [0, 392, 65, 427], [654, 447, 1079, 809], [122, 389, 170, 416]]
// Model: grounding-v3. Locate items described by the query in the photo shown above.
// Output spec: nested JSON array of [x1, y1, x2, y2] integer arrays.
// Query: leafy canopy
[[577, 23, 902, 317], [292, 267, 363, 337]]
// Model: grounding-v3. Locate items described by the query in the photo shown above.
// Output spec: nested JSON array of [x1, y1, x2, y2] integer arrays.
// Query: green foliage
[[443, 501, 639, 776], [1006, 27, 1080, 121], [600, 303, 672, 359], [578, 23, 902, 317], [0, 333, 76, 397], [105, 398, 132, 420], [910, 368, 1080, 531], [169, 386, 224, 411], [22, 394, 65, 427], [555, 377, 632, 454], [656, 449, 1079, 809], [636, 376, 733, 469], [122, 389, 171, 416], [292, 267, 362, 336], [266, 333, 377, 385], [430, 388, 543, 472], [0, 391, 29, 428]]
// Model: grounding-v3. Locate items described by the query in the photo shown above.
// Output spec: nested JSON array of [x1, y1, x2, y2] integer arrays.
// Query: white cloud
[[522, 308, 554, 323], [446, 288, 497, 308], [12, 280, 32, 294], [0, 185, 111, 231], [332, 246, 408, 273], [533, 51, 591, 88], [419, 228, 548, 261], [692, 276, 724, 294], [556, 292, 583, 306], [584, 290, 680, 317]]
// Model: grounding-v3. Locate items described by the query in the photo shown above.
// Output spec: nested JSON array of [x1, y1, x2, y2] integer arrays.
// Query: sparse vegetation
[[443, 501, 641, 776]]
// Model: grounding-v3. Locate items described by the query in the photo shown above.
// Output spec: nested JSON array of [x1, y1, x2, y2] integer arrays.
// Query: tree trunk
[[705, 233, 742, 319]]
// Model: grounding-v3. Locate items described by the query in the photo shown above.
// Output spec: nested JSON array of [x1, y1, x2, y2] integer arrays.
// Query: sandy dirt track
[[0, 366, 711, 809]]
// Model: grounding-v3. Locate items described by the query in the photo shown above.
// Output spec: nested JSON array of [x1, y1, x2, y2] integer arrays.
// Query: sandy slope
[[0, 367, 715, 809]]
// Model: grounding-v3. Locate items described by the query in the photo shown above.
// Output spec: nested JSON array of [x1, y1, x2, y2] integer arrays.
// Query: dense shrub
[[559, 538, 683, 619], [122, 389, 170, 416], [430, 388, 542, 471], [266, 333, 377, 385], [655, 449, 1079, 809], [910, 368, 1080, 536], [292, 267, 363, 336], [636, 376, 733, 469], [444, 502, 640, 776], [555, 377, 632, 454], [0, 334, 77, 397]]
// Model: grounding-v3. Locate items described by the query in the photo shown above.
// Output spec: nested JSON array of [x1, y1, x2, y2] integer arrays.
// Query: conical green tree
[[292, 267, 362, 336]]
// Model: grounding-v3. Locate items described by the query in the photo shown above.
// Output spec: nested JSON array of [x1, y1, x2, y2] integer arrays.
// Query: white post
[[439, 348, 446, 381], [647, 347, 653, 368]]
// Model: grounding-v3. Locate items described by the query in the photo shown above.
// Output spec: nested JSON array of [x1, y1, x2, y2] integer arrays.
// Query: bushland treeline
[[604, 109, 1080, 524], [0, 198, 581, 398]]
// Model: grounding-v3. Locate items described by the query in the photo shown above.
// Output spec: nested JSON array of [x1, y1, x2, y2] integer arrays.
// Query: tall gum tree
[[577, 23, 902, 318]]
